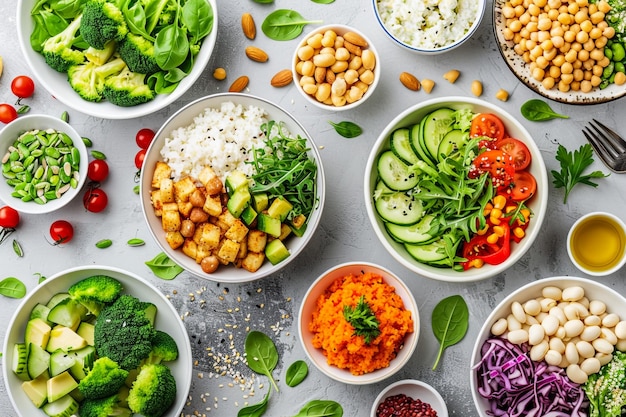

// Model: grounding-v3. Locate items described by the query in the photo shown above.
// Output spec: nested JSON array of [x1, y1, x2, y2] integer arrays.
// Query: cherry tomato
[[87, 159, 109, 182], [469, 150, 515, 188], [0, 206, 20, 228], [470, 113, 506, 141], [508, 171, 537, 201], [11, 75, 35, 99], [50, 220, 74, 244], [0, 104, 18, 124], [83, 188, 108, 213], [135, 149, 146, 169], [496, 137, 532, 171], [135, 128, 156, 149]]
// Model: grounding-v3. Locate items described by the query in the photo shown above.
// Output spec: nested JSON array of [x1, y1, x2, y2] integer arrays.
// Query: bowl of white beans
[[471, 276, 626, 416]]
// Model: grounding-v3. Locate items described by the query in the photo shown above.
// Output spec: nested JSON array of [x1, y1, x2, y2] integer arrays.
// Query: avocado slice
[[46, 371, 78, 403]]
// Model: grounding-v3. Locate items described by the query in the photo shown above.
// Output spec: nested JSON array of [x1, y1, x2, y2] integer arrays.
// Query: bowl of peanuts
[[471, 276, 626, 416], [292, 24, 380, 111], [494, 0, 626, 103]]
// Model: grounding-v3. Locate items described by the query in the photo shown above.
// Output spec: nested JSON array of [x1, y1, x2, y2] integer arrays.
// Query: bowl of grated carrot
[[298, 262, 419, 384]]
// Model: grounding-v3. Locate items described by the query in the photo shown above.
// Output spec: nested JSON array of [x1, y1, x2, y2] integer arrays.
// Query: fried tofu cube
[[165, 231, 184, 249], [237, 238, 248, 259], [182, 239, 197, 259], [151, 161, 172, 188], [159, 178, 174, 203], [247, 230, 267, 253], [203, 194, 222, 217], [198, 166, 224, 195], [199, 223, 221, 250], [174, 176, 197, 203], [178, 201, 193, 218], [217, 239, 240, 263], [151, 190, 164, 215], [194, 244, 212, 264], [225, 219, 249, 243], [161, 209, 181, 232], [216, 209, 237, 231], [242, 252, 265, 272]]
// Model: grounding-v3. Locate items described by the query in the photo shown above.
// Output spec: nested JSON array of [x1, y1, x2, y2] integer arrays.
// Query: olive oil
[[569, 214, 626, 273]]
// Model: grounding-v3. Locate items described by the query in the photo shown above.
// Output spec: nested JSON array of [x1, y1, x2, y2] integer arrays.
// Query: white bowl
[[16, 0, 218, 119], [371, 379, 449, 417], [470, 276, 626, 417], [140, 93, 325, 283], [364, 96, 549, 282], [372, 0, 485, 54], [0, 114, 88, 214], [292, 24, 380, 111], [2, 265, 192, 417], [298, 262, 419, 385]]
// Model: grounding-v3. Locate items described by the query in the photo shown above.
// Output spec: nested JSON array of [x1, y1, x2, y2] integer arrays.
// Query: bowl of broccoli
[[2, 265, 192, 417], [16, 0, 218, 119]]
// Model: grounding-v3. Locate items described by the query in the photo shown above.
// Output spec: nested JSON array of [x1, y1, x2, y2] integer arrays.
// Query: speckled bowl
[[371, 379, 449, 417]]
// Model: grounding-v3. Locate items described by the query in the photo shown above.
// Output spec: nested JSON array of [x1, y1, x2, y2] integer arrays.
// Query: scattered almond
[[213, 67, 227, 81], [0, 56, 3, 79], [270, 69, 293, 88], [229, 75, 249, 92], [443, 69, 460, 83], [343, 31, 368, 48], [421, 79, 435, 93], [241, 13, 256, 40], [399, 72, 420, 91], [245, 46, 269, 63]]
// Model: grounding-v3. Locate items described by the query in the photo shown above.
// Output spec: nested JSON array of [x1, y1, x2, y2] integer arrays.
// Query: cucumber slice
[[390, 127, 419, 165], [374, 181, 423, 225], [49, 350, 77, 377], [47, 298, 87, 329], [42, 393, 78, 417], [385, 214, 438, 244], [12, 343, 30, 381], [404, 239, 448, 263], [437, 129, 468, 161], [422, 108, 455, 161], [377, 150, 419, 191], [410, 121, 435, 166], [27, 342, 51, 380]]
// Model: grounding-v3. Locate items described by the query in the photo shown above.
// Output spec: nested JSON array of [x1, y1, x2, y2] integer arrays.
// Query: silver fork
[[582, 119, 626, 173]]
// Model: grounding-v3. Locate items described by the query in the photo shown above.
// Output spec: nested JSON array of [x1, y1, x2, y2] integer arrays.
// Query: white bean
[[544, 349, 563, 366], [600, 327, 618, 345], [562, 286, 585, 302], [565, 342, 580, 364], [555, 326, 566, 339], [566, 364, 589, 384], [580, 357, 601, 375], [564, 320, 584, 338], [526, 315, 540, 325], [584, 315, 602, 326], [616, 339, 626, 352], [512, 301, 527, 324], [564, 304, 582, 321], [589, 300, 607, 316], [549, 337, 566, 354], [536, 312, 548, 323], [524, 299, 542, 316], [549, 306, 567, 325], [542, 286, 562, 301], [615, 321, 626, 339], [529, 324, 545, 345], [491, 318, 508, 336], [603, 313, 620, 328], [507, 314, 522, 331], [530, 341, 550, 361], [596, 352, 614, 366], [576, 340, 595, 358], [540, 297, 557, 312], [592, 338, 614, 354], [507, 329, 530, 344], [580, 325, 601, 342], [541, 315, 560, 336]]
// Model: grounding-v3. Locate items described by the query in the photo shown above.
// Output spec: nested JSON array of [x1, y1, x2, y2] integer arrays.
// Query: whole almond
[[343, 31, 368, 48], [229, 75, 249, 92], [245, 46, 269, 63], [399, 72, 420, 91], [241, 13, 256, 40], [270, 69, 293, 88]]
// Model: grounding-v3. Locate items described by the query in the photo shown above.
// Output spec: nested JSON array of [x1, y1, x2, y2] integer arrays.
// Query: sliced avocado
[[22, 373, 49, 408], [46, 371, 78, 403], [46, 327, 87, 353], [12, 343, 30, 381], [25, 318, 52, 350], [251, 192, 269, 212], [267, 197, 293, 221], [265, 239, 290, 265], [27, 342, 51, 380], [257, 213, 282, 238], [76, 322, 95, 346], [47, 298, 88, 330], [225, 170, 249, 196], [49, 349, 77, 377], [227, 188, 251, 218], [42, 393, 79, 417]]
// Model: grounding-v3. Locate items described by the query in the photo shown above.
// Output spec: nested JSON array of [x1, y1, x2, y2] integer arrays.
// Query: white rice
[[159, 101, 269, 182], [376, 0, 478, 49]]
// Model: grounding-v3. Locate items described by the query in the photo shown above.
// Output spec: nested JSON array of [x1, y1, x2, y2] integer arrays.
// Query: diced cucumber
[[437, 129, 468, 161], [377, 150, 419, 191], [46, 293, 70, 309], [374, 181, 423, 225], [225, 170, 249, 196], [257, 213, 282, 238], [390, 127, 419, 165], [241, 205, 258, 225], [12, 343, 30, 381], [265, 239, 290, 265], [404, 239, 448, 263], [143, 302, 157, 326], [68, 346, 95, 381], [30, 303, 52, 325], [227, 188, 251, 218], [289, 214, 308, 237], [27, 342, 51, 380], [251, 192, 269, 212], [47, 298, 87, 330], [42, 393, 78, 417], [25, 318, 52, 350], [22, 373, 49, 408], [49, 350, 77, 377], [385, 214, 438, 244], [421, 108, 455, 161], [267, 197, 293, 221]]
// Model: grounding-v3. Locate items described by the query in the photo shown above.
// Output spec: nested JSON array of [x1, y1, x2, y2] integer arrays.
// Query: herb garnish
[[343, 295, 380, 344], [551, 143, 608, 204]]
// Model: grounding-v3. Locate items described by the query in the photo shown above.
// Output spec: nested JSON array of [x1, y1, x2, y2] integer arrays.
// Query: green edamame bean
[[603, 62, 615, 79], [615, 62, 625, 74], [612, 43, 625, 62], [96, 239, 113, 249], [605, 47, 613, 61]]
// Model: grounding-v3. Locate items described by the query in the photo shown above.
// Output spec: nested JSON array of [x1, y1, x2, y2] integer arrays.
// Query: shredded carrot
[[309, 272, 414, 375]]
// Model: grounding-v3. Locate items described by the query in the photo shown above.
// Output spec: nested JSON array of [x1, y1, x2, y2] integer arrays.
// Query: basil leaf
[[520, 99, 569, 121], [245, 331, 279, 392], [329, 121, 362, 138], [0, 277, 27, 299], [145, 252, 184, 280], [293, 400, 343, 417], [431, 294, 469, 370], [285, 360, 308, 387], [237, 390, 270, 417], [261, 9, 322, 41]]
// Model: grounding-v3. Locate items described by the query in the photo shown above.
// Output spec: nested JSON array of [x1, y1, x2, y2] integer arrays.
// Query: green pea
[[611, 43, 625, 62], [20, 134, 36, 145], [6, 179, 21, 187], [2, 170, 16, 179], [44, 191, 57, 200], [60, 133, 73, 146], [60, 111, 69, 123], [34, 166, 44, 180], [9, 151, 20, 162], [90, 150, 107, 160]]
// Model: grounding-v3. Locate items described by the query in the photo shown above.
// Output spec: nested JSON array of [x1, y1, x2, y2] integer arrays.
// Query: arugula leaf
[[551, 144, 608, 203], [343, 295, 380, 344]]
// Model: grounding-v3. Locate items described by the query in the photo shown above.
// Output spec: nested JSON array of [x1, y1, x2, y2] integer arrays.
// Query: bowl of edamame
[[0, 114, 88, 214]]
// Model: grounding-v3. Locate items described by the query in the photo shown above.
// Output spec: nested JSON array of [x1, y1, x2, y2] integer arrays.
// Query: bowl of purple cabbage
[[470, 276, 626, 417]]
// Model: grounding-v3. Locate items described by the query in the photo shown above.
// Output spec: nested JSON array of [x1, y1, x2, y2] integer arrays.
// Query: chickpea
[[180, 219, 196, 238], [200, 255, 220, 274]]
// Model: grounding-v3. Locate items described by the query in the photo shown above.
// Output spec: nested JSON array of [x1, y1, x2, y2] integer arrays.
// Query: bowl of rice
[[140, 93, 325, 283], [298, 262, 419, 385], [373, 0, 486, 54]]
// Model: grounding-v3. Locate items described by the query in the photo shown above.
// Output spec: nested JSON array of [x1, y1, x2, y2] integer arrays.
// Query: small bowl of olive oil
[[567, 212, 626, 276]]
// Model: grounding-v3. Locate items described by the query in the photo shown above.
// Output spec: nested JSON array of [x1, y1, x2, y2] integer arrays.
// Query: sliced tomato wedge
[[469, 150, 515, 188], [470, 113, 506, 141], [496, 137, 532, 171], [508, 171, 537, 201]]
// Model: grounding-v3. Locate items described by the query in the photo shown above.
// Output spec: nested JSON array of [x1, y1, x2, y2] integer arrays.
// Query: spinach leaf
[[145, 252, 184, 280], [237, 389, 270, 417], [181, 0, 214, 43], [293, 400, 343, 417], [520, 99, 569, 121], [285, 360, 308, 387], [311, 0, 335, 3], [329, 121, 362, 138], [0, 277, 27, 299], [123, 1, 154, 41], [431, 294, 469, 370], [154, 23, 190, 70], [261, 9, 322, 41], [253, 0, 274, 3], [245, 331, 279, 392]]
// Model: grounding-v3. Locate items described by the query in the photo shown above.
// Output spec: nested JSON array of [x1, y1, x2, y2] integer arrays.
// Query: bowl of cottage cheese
[[373, 0, 486, 54]]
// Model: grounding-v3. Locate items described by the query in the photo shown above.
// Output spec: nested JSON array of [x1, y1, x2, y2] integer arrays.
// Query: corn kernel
[[490, 208, 503, 219], [493, 225, 506, 237], [493, 195, 507, 209], [471, 258, 485, 268], [490, 216, 502, 225], [513, 227, 526, 239], [483, 202, 494, 216], [505, 205, 517, 214], [487, 233, 500, 244]]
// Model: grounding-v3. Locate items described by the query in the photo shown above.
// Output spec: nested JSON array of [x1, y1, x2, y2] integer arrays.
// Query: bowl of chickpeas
[[494, 0, 626, 103], [292, 24, 380, 111]]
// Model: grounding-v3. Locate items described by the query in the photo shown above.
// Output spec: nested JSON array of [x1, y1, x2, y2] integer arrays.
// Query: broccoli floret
[[68, 274, 124, 313], [118, 33, 160, 74], [94, 294, 156, 370], [145, 330, 179, 364], [84, 40, 117, 65], [79, 357, 129, 400], [127, 363, 176, 417], [584, 350, 626, 417], [81, 0, 128, 50], [79, 393, 132, 417], [101, 65, 155, 107], [41, 14, 85, 72]]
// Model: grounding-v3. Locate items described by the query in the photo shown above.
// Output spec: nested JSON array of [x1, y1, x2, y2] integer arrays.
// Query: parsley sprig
[[551, 144, 608, 204], [343, 295, 380, 344]]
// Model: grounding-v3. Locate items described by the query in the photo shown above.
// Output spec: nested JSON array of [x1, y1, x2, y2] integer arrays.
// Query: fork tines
[[583, 119, 626, 173]]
